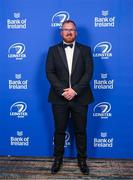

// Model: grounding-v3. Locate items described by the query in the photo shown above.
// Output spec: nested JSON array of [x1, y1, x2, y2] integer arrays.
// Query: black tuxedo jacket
[[46, 42, 94, 105]]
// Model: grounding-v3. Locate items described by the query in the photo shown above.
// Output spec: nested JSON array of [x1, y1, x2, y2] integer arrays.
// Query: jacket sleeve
[[46, 47, 65, 96], [72, 47, 93, 95]]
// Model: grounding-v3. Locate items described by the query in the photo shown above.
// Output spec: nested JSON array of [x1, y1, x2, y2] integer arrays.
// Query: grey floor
[[0, 156, 133, 179]]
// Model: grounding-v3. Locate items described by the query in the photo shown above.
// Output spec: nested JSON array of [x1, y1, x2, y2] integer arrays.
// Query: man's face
[[61, 22, 77, 43]]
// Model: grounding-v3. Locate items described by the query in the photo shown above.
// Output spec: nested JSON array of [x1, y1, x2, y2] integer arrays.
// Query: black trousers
[[52, 102, 88, 160]]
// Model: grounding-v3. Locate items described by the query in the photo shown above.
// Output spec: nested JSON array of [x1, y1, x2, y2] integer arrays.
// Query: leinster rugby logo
[[93, 41, 112, 59], [93, 102, 112, 119], [10, 101, 28, 118], [51, 11, 70, 27], [8, 43, 26, 60]]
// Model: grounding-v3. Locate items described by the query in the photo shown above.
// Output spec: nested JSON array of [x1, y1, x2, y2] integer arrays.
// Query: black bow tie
[[63, 43, 73, 48]]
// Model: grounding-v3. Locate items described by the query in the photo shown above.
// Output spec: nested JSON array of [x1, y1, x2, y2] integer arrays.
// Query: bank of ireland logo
[[93, 102, 112, 119], [7, 12, 27, 29], [8, 43, 26, 60], [94, 132, 114, 148], [10, 101, 28, 118], [51, 11, 70, 27], [93, 41, 112, 59], [9, 73, 28, 90], [94, 73, 114, 90], [94, 10, 115, 28], [10, 131, 30, 146]]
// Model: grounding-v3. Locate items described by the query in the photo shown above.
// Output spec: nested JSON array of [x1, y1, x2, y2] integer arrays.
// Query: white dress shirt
[[64, 41, 75, 87]]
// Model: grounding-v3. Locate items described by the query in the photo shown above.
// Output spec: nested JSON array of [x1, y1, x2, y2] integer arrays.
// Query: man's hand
[[62, 88, 77, 100]]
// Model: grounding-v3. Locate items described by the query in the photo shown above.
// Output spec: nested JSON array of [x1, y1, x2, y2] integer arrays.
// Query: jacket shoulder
[[76, 42, 91, 50], [48, 43, 62, 50]]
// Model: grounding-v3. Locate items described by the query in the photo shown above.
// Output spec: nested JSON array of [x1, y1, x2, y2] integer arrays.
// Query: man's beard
[[63, 36, 75, 43]]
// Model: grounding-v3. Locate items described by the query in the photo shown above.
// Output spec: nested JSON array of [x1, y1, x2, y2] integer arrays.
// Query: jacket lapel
[[72, 43, 80, 74], [58, 43, 69, 71]]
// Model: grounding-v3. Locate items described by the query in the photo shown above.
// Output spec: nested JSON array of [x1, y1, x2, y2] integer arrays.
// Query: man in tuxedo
[[46, 20, 94, 175]]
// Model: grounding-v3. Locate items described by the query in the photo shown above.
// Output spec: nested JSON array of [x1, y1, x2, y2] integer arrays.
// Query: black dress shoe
[[78, 160, 89, 175], [51, 159, 62, 174]]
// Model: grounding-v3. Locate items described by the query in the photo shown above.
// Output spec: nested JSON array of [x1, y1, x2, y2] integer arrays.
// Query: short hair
[[61, 20, 77, 29]]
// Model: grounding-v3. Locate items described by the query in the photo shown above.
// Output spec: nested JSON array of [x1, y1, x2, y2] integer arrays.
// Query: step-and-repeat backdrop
[[1, 0, 133, 158]]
